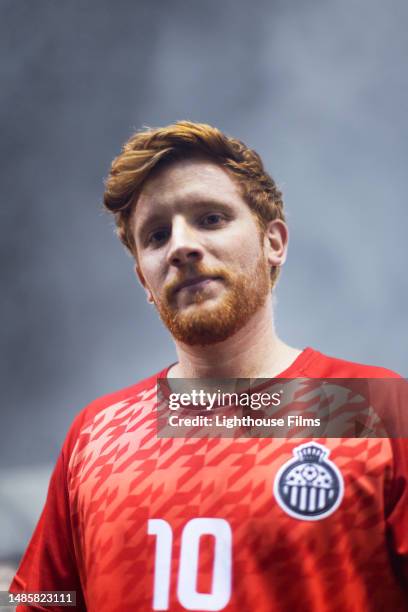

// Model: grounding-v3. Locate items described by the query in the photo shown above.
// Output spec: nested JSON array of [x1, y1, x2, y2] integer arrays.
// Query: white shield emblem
[[273, 442, 344, 521]]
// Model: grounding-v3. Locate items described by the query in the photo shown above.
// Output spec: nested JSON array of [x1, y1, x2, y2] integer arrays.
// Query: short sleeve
[[386, 437, 408, 591], [9, 442, 86, 611]]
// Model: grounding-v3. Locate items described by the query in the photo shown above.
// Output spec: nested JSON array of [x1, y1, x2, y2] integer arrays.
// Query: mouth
[[174, 276, 222, 294]]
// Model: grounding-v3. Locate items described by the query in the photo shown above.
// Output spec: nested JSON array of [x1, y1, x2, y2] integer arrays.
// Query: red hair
[[103, 121, 285, 284]]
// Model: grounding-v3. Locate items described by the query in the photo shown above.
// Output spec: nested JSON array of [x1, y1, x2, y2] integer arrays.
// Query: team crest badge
[[273, 442, 344, 521]]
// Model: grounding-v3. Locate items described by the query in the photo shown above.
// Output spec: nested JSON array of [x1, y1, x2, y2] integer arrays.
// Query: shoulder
[[301, 348, 402, 378], [61, 366, 168, 460]]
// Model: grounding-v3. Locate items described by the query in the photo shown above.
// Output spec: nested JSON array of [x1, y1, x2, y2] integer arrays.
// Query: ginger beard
[[152, 254, 272, 346]]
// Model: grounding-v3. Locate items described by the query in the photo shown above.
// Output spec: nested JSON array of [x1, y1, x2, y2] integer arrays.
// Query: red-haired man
[[10, 122, 408, 611]]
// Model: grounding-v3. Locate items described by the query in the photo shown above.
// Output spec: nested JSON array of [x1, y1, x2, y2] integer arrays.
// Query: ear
[[134, 263, 155, 304], [263, 219, 289, 267]]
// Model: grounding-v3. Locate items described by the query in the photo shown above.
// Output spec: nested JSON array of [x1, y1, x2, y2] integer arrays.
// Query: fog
[[1, 0, 407, 558]]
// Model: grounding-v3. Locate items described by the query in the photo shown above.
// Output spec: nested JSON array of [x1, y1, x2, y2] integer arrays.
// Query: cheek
[[138, 255, 163, 294], [214, 222, 257, 251], [225, 236, 263, 270]]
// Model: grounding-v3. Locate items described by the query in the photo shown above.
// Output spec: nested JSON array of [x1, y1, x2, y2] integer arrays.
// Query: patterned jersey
[[10, 348, 408, 611]]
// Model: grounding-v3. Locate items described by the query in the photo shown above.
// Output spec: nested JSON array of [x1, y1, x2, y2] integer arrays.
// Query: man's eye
[[201, 213, 224, 227], [148, 229, 170, 245]]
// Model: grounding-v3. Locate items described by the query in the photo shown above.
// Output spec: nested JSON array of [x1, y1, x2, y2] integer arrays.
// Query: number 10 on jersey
[[148, 518, 232, 611]]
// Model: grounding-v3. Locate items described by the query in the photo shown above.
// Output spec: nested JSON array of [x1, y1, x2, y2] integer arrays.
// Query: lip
[[175, 276, 221, 293]]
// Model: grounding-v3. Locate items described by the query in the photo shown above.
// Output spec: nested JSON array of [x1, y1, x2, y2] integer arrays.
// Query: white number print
[[148, 517, 232, 611], [148, 519, 173, 610]]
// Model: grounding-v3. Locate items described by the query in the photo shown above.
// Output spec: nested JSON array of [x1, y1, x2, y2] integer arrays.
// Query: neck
[[168, 297, 301, 379]]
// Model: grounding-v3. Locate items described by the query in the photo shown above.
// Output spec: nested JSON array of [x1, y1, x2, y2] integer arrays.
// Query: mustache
[[164, 265, 230, 302]]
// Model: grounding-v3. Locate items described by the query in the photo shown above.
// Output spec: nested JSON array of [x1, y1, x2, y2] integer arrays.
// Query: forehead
[[134, 157, 246, 222]]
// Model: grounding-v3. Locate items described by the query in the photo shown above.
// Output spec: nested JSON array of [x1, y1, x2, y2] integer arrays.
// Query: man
[[10, 122, 407, 611]]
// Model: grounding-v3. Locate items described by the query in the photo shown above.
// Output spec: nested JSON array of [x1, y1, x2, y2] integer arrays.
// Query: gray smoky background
[[0, 0, 407, 562]]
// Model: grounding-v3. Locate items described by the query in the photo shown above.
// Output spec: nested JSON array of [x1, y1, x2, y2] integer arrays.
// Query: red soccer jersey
[[10, 348, 408, 611]]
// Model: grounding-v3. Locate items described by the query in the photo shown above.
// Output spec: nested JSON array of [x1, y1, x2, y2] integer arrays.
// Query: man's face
[[132, 157, 280, 346]]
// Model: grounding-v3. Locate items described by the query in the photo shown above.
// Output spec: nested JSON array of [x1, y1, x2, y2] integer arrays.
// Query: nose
[[166, 216, 204, 267]]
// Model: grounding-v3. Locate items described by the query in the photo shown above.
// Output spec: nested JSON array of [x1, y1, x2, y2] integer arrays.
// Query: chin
[[177, 289, 223, 310], [180, 297, 221, 313]]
